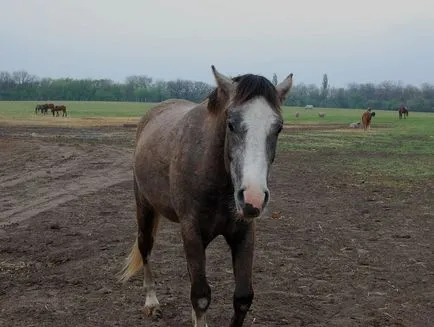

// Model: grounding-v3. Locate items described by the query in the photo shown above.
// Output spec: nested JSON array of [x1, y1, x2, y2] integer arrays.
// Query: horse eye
[[227, 122, 234, 132], [276, 125, 283, 134]]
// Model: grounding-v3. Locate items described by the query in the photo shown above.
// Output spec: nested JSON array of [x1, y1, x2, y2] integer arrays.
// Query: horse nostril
[[237, 189, 245, 205]]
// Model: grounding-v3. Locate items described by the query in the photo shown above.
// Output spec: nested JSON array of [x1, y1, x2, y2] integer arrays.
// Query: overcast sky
[[1, 0, 433, 87]]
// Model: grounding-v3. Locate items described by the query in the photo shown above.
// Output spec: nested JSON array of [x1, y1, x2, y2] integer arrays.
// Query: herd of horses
[[297, 105, 408, 131], [34, 103, 68, 117], [361, 105, 409, 130]]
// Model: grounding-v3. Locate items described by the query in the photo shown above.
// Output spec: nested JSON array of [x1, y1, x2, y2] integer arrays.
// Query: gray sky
[[1, 0, 433, 87]]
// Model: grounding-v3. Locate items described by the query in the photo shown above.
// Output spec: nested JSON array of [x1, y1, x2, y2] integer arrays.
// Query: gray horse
[[120, 66, 293, 327]]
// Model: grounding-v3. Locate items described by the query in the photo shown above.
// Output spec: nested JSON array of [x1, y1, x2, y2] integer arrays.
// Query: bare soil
[[0, 124, 433, 327]]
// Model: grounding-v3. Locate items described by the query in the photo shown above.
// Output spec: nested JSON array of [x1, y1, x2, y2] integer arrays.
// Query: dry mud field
[[0, 124, 433, 327]]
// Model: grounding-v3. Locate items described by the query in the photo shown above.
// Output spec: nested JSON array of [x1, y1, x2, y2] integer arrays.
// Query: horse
[[35, 104, 48, 115], [43, 106, 49, 115], [42, 104, 50, 115], [119, 66, 294, 327], [361, 109, 376, 130], [35, 104, 43, 114], [52, 105, 67, 117], [398, 105, 409, 119]]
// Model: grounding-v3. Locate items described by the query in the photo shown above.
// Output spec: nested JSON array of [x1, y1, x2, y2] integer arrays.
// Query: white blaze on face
[[241, 98, 277, 209]]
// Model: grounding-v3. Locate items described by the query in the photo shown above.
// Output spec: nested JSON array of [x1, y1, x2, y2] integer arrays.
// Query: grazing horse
[[361, 109, 376, 130], [35, 104, 43, 114], [35, 104, 49, 115], [119, 66, 293, 327], [398, 105, 409, 119], [42, 104, 50, 115], [52, 105, 67, 117]]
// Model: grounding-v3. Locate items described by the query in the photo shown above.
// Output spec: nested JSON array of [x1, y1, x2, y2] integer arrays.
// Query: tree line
[[1, 70, 433, 112]]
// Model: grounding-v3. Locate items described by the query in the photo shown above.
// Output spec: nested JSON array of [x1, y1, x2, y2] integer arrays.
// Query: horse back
[[135, 99, 196, 141]]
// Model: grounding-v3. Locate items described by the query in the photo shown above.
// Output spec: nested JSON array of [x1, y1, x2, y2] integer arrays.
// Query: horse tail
[[118, 237, 143, 283]]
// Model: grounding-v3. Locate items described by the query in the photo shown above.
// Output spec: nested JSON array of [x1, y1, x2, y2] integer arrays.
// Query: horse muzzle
[[236, 187, 269, 218]]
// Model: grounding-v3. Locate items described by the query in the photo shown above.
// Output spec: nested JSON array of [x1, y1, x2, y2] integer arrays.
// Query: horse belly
[[134, 102, 195, 222]]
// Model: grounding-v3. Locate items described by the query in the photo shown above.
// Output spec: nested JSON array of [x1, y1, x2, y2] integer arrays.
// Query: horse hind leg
[[119, 181, 162, 318], [140, 209, 162, 319]]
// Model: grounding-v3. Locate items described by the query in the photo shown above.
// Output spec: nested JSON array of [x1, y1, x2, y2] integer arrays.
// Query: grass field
[[1, 102, 433, 326], [0, 100, 433, 126], [0, 101, 151, 127], [1, 100, 433, 183]]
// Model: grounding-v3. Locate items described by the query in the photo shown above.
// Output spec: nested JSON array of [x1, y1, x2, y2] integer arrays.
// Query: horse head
[[208, 66, 293, 218]]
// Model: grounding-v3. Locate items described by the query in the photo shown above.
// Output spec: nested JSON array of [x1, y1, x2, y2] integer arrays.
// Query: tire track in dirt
[[0, 142, 133, 227]]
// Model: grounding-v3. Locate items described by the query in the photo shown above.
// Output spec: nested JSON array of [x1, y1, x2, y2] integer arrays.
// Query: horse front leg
[[225, 222, 255, 327], [181, 221, 211, 327]]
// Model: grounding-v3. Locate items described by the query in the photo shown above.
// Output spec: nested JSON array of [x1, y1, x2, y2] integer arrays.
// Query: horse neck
[[206, 108, 227, 152], [202, 107, 231, 183]]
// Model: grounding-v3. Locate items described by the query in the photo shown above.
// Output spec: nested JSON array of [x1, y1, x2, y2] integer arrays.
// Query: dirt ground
[[0, 124, 433, 327]]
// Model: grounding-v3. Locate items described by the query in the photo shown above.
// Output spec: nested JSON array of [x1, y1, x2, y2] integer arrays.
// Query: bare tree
[[272, 73, 278, 86]]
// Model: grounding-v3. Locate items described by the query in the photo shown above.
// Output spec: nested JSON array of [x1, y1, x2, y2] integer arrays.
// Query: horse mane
[[207, 74, 280, 114], [207, 87, 229, 114]]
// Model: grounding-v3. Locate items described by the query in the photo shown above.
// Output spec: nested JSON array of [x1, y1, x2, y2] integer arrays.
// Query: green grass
[[280, 106, 434, 127], [0, 100, 432, 125], [0, 101, 154, 118], [279, 127, 434, 155], [278, 107, 434, 184], [1, 100, 433, 184]]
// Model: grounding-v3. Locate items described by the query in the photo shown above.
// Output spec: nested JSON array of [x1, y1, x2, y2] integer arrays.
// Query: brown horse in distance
[[398, 105, 409, 119], [52, 105, 67, 117], [35, 103, 51, 115], [361, 108, 376, 130], [35, 104, 44, 114], [119, 66, 294, 327]]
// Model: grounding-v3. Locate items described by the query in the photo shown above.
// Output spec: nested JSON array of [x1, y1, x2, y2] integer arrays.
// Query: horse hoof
[[144, 305, 162, 319]]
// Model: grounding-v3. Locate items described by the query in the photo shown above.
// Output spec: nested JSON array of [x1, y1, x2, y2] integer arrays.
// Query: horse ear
[[211, 65, 234, 95], [276, 73, 294, 103]]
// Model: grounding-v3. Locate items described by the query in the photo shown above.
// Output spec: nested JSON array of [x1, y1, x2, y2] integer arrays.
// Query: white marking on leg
[[197, 297, 208, 310], [145, 289, 159, 307], [191, 308, 208, 327], [143, 262, 160, 311]]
